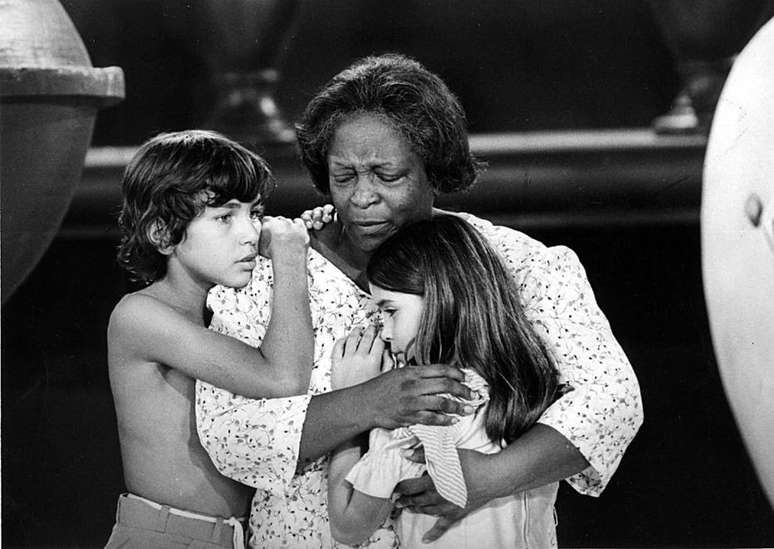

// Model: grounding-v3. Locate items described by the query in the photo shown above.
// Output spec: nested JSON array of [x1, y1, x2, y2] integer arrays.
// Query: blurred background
[[2, 1, 774, 547]]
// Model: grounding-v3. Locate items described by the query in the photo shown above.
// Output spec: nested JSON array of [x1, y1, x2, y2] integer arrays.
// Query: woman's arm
[[396, 231, 643, 543], [396, 424, 587, 542], [299, 364, 475, 460]]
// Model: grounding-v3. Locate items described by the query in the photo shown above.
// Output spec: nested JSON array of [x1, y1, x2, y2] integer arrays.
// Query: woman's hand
[[361, 364, 476, 429], [300, 361, 477, 461], [394, 449, 494, 543], [300, 204, 335, 231], [393, 424, 589, 543], [331, 324, 391, 390]]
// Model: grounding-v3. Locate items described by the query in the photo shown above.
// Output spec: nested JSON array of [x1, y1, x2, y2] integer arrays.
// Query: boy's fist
[[259, 216, 309, 259]]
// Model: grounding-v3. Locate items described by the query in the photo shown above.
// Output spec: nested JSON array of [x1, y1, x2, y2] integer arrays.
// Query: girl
[[327, 214, 561, 548]]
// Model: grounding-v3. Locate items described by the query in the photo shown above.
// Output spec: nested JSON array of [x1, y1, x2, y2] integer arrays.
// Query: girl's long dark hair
[[367, 215, 558, 445]]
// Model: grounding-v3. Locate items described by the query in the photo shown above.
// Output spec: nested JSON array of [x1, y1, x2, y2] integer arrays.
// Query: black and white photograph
[[2, 1, 773, 547]]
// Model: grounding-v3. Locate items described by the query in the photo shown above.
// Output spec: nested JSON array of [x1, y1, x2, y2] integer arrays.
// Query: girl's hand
[[300, 204, 335, 231], [331, 324, 386, 389]]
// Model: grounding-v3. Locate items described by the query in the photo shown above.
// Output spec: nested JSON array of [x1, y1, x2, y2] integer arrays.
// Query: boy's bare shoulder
[[107, 290, 187, 359], [110, 291, 172, 333]]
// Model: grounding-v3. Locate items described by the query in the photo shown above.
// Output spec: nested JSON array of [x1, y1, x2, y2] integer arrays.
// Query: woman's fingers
[[300, 204, 336, 230], [401, 368, 473, 401], [410, 363, 466, 382], [394, 472, 433, 499]]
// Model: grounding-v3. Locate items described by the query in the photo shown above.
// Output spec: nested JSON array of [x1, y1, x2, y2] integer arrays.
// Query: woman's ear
[[147, 219, 174, 255]]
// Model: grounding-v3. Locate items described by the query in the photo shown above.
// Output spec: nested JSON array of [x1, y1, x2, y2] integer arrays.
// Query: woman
[[196, 53, 643, 548]]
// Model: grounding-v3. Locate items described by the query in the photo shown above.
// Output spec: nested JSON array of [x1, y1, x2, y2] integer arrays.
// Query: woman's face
[[326, 113, 436, 257], [370, 283, 425, 364]]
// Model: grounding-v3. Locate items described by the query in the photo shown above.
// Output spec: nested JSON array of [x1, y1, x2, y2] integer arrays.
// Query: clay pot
[[0, 0, 124, 303]]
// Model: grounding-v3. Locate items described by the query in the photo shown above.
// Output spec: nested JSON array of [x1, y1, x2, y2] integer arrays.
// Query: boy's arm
[[109, 290, 309, 398], [327, 437, 392, 546], [251, 216, 313, 395], [109, 217, 313, 399]]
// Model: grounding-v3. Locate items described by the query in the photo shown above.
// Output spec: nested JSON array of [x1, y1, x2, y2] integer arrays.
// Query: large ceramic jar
[[0, 0, 124, 302]]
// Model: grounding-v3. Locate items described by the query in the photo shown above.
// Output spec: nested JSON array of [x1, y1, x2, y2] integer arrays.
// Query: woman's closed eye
[[376, 172, 401, 183], [331, 171, 356, 184]]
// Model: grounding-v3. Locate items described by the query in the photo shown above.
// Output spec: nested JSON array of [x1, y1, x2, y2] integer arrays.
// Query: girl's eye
[[216, 214, 232, 223], [382, 308, 396, 317], [250, 209, 264, 220]]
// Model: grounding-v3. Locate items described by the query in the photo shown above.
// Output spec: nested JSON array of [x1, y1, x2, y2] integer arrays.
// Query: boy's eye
[[250, 209, 264, 220], [216, 213, 233, 223]]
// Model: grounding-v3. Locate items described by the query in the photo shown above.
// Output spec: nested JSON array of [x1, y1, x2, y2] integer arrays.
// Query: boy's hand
[[300, 204, 335, 231], [259, 216, 310, 260], [331, 324, 387, 390]]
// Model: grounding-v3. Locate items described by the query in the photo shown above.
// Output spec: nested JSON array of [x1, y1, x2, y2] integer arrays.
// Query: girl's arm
[[108, 217, 313, 398], [327, 327, 395, 545], [328, 437, 394, 546]]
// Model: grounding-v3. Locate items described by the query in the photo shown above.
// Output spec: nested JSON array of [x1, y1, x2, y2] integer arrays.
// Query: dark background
[[3, 1, 774, 547]]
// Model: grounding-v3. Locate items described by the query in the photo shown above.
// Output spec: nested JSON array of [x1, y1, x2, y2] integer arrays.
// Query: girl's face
[[370, 283, 425, 364]]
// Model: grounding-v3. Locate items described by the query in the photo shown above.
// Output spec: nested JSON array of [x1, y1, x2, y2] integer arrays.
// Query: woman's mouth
[[351, 221, 390, 235]]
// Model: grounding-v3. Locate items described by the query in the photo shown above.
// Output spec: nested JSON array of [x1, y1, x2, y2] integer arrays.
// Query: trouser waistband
[[115, 493, 247, 549]]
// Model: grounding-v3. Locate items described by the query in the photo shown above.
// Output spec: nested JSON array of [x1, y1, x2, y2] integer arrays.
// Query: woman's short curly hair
[[116, 130, 273, 284], [296, 53, 484, 195]]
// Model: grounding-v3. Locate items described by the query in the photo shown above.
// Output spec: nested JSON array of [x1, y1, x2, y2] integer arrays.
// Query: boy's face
[[370, 283, 425, 365], [170, 197, 264, 289]]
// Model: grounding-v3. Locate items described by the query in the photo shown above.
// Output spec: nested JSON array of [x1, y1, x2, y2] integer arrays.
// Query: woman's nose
[[350, 176, 378, 208]]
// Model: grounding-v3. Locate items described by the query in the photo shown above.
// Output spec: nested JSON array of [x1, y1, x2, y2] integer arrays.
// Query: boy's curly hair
[[116, 130, 273, 284]]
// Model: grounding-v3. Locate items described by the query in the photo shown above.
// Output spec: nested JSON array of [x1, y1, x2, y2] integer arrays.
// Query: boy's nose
[[241, 218, 260, 247]]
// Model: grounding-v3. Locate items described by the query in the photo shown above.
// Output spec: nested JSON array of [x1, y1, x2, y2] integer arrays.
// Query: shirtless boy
[[105, 130, 313, 548]]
